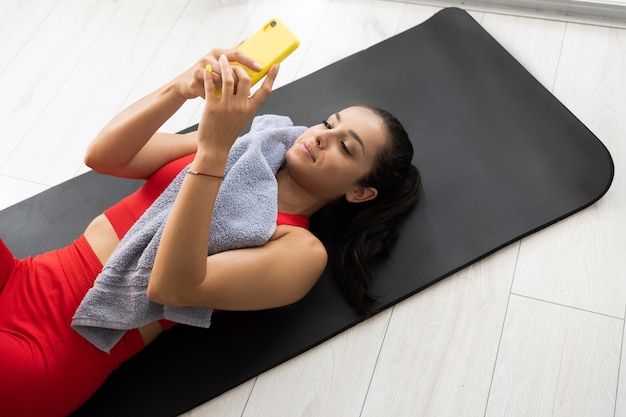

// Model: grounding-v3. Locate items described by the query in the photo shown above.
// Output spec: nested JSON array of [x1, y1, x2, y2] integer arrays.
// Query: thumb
[[250, 64, 279, 106]]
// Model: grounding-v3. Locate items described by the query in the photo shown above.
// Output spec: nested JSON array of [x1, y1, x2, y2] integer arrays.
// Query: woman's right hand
[[174, 48, 263, 100], [194, 53, 279, 161]]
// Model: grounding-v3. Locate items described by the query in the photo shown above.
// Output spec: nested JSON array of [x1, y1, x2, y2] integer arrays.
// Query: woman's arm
[[148, 228, 327, 310], [149, 54, 289, 307], [83, 83, 192, 179], [84, 48, 262, 179], [148, 57, 327, 310]]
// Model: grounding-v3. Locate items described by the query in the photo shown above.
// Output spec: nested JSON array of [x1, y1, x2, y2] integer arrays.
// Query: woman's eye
[[341, 141, 352, 156], [322, 120, 332, 129]]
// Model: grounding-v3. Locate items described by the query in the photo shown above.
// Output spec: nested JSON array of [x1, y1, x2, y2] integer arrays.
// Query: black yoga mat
[[0, 8, 613, 416]]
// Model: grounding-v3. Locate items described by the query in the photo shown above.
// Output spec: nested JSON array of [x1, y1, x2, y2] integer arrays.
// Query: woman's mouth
[[301, 142, 315, 161]]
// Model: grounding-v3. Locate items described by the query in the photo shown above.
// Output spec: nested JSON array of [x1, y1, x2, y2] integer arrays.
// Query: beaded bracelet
[[186, 169, 224, 180]]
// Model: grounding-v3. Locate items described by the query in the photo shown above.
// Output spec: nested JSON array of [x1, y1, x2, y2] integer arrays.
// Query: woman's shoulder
[[265, 226, 328, 290]]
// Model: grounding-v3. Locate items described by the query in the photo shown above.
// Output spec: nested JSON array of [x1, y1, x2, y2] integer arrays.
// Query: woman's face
[[285, 106, 388, 203]]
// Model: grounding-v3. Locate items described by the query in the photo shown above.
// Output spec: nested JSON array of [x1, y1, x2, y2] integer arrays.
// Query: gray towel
[[72, 115, 306, 352]]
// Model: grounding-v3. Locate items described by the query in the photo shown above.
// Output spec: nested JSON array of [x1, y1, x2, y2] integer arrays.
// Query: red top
[[276, 211, 309, 229]]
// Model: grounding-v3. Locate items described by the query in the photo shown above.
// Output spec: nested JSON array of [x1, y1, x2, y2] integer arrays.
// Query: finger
[[231, 65, 252, 97], [226, 49, 262, 72], [250, 64, 279, 104], [212, 72, 223, 90], [203, 64, 220, 101], [218, 54, 235, 97]]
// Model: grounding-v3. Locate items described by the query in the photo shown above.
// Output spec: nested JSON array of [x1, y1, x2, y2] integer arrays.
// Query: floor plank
[[182, 379, 256, 417], [0, 0, 62, 73], [479, 13, 566, 90], [614, 319, 626, 417], [361, 244, 518, 417], [240, 310, 392, 417], [0, 0, 121, 170], [295, 0, 407, 78], [1, 0, 191, 185], [485, 295, 622, 417]]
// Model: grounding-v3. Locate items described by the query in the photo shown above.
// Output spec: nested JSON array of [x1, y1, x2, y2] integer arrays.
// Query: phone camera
[[270, 21, 277, 27]]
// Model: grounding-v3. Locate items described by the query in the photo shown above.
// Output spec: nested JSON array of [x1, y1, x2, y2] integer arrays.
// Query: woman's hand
[[195, 53, 279, 159], [84, 46, 276, 180], [174, 48, 263, 100]]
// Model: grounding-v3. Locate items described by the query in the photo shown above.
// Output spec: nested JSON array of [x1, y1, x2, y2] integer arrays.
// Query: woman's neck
[[276, 169, 327, 217]]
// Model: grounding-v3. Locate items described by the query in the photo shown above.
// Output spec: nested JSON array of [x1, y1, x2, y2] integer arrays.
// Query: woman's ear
[[346, 186, 378, 203]]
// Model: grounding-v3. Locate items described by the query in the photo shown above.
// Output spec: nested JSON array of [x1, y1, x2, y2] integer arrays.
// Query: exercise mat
[[0, 7, 613, 416]]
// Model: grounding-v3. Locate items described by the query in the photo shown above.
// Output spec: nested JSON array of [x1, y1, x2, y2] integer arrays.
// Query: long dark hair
[[310, 106, 422, 316]]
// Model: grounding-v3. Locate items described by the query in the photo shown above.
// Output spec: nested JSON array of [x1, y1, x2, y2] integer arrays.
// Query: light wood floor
[[1, 1, 624, 416]]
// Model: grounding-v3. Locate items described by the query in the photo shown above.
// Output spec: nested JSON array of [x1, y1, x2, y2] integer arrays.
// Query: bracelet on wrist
[[186, 169, 224, 180]]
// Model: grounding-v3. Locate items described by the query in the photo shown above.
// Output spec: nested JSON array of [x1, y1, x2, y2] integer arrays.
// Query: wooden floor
[[1, 1, 624, 416]]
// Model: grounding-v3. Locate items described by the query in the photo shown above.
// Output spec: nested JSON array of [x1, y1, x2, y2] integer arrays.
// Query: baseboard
[[394, 0, 626, 27]]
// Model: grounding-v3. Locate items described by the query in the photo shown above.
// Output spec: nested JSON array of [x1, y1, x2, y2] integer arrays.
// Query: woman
[[0, 48, 420, 416]]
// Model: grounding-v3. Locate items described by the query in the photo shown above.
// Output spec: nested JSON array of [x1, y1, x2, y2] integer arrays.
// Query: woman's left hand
[[173, 48, 261, 100]]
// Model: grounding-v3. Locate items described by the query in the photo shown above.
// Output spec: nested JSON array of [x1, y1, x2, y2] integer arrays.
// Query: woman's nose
[[315, 132, 325, 148]]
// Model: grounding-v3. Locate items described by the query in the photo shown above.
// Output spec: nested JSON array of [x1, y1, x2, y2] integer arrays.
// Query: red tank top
[[103, 154, 308, 238]]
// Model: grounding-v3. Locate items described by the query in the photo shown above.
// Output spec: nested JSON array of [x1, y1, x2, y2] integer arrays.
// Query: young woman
[[0, 48, 420, 416]]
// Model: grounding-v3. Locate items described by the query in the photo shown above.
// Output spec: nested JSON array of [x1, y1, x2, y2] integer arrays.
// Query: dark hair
[[310, 106, 422, 316]]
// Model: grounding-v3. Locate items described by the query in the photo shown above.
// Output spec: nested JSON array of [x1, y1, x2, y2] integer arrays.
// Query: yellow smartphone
[[233, 18, 300, 87]]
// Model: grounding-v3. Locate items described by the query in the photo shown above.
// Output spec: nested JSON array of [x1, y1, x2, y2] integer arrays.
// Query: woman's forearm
[[148, 151, 227, 305]]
